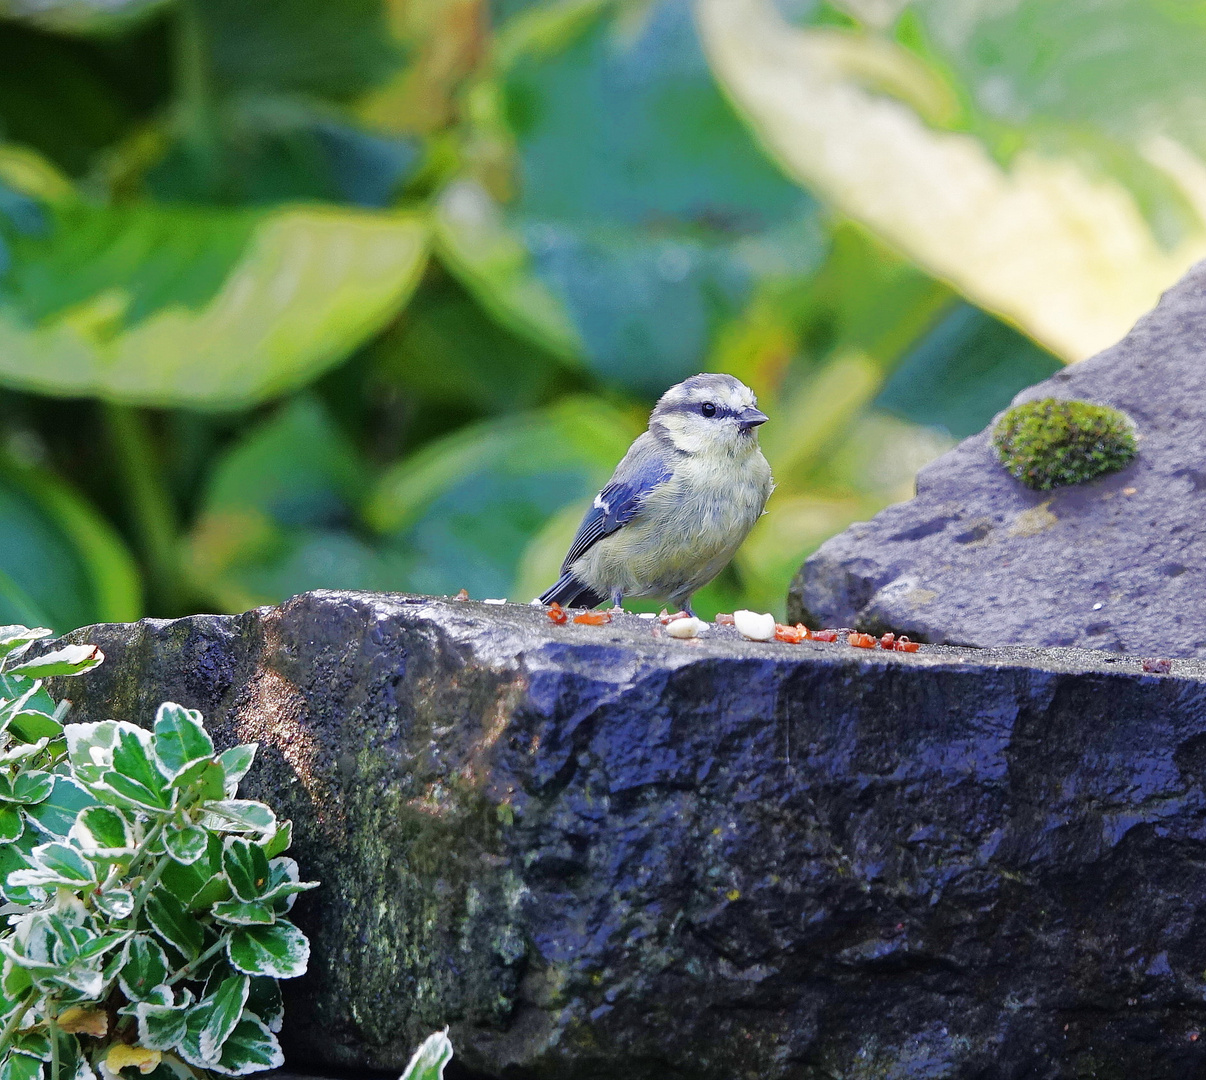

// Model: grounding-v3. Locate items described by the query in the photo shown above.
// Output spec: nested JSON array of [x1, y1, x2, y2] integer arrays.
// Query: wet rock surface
[[790, 258, 1206, 656], [47, 590, 1206, 1079]]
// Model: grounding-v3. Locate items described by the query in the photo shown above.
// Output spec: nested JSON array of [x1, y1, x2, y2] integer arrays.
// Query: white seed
[[483, 598, 507, 605], [638, 612, 657, 620], [666, 616, 706, 639], [733, 609, 775, 642]]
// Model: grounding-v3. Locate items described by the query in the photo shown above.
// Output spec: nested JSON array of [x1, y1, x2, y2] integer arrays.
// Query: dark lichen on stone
[[992, 397, 1136, 490]]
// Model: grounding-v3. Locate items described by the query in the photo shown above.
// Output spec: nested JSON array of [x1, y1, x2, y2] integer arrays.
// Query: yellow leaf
[[105, 1045, 161, 1075], [57, 1006, 107, 1037], [697, 0, 1206, 362]]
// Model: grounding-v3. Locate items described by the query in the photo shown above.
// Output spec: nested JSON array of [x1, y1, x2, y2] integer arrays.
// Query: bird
[[538, 373, 774, 617]]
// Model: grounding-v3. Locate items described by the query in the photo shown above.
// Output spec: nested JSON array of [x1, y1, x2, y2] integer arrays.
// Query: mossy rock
[[992, 397, 1136, 490]]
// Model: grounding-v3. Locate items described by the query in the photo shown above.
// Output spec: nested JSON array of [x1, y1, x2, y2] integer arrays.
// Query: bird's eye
[[700, 402, 717, 417]]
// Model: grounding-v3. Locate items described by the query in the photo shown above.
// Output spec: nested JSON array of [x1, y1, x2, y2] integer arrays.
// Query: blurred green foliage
[[0, 0, 1087, 630]]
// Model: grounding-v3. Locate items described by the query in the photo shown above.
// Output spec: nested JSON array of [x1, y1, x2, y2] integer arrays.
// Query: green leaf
[[183, 397, 402, 611], [6, 644, 102, 679], [208, 1014, 283, 1076], [9, 772, 53, 805], [260, 819, 291, 860], [211, 900, 275, 927], [260, 857, 317, 914], [24, 777, 96, 838], [0, 736, 48, 766], [133, 987, 194, 1052], [96, 726, 171, 811], [6, 713, 62, 744], [144, 889, 205, 961], [0, 625, 50, 659], [197, 974, 250, 1063], [366, 397, 639, 601], [400, 1030, 454, 1080], [94, 887, 134, 920], [226, 922, 308, 979], [64, 720, 124, 782], [8, 1032, 48, 1062], [246, 977, 282, 1034], [200, 0, 400, 100], [0, 804, 23, 842], [0, 463, 140, 633], [160, 835, 231, 910], [216, 745, 257, 789], [0, 195, 430, 409], [200, 800, 276, 838], [440, 0, 820, 393], [68, 805, 134, 857], [0, 0, 170, 35], [118, 935, 170, 1002], [6, 840, 95, 888], [697, 0, 1206, 363], [163, 824, 208, 865], [0, 1052, 42, 1080], [152, 702, 214, 782], [222, 837, 270, 903], [0, 827, 41, 904]]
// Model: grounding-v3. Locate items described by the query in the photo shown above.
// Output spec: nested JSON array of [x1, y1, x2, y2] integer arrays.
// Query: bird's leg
[[674, 596, 697, 619], [611, 590, 625, 612]]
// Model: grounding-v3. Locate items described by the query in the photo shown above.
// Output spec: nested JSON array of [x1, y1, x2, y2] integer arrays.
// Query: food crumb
[[1142, 657, 1172, 674]]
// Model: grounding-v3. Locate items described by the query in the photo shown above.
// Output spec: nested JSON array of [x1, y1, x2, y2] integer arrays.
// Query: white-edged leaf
[[400, 1029, 454, 1080], [164, 824, 209, 865], [6, 841, 96, 888], [144, 889, 205, 960], [133, 986, 194, 1051], [69, 805, 135, 858], [152, 702, 214, 782], [200, 800, 276, 838], [211, 900, 275, 927], [7, 644, 103, 679], [226, 922, 309, 979], [0, 625, 51, 659], [217, 744, 257, 789], [208, 1013, 283, 1076], [198, 974, 250, 1063], [94, 887, 135, 920], [118, 935, 170, 1002]]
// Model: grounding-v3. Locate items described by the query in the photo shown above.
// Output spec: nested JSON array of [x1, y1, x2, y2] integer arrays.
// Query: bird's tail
[[538, 573, 606, 610]]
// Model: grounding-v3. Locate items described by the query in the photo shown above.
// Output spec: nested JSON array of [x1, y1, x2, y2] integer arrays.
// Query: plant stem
[[47, 1001, 60, 1080], [166, 935, 227, 987], [173, 0, 220, 196], [103, 404, 182, 616], [0, 992, 31, 1049], [125, 817, 169, 883], [126, 852, 173, 930]]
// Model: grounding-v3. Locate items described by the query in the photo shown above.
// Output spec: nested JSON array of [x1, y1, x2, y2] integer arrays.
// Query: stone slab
[[44, 591, 1206, 1079], [789, 259, 1206, 656]]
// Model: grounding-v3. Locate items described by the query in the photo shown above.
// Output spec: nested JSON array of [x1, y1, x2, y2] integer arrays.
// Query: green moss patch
[[992, 398, 1137, 490]]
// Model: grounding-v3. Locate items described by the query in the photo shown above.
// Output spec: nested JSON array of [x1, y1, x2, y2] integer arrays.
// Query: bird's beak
[[738, 406, 769, 431]]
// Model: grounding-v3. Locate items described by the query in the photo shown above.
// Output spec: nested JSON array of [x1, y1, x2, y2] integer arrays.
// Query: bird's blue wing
[[561, 456, 674, 572]]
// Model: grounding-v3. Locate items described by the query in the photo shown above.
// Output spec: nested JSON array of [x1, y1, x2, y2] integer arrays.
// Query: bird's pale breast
[[572, 447, 772, 599]]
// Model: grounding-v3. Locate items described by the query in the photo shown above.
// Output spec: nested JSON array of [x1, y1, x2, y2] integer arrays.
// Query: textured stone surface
[[46, 590, 1206, 1079], [789, 259, 1206, 656]]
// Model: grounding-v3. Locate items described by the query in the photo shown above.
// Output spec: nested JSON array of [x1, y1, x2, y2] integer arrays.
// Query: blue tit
[[539, 373, 774, 617]]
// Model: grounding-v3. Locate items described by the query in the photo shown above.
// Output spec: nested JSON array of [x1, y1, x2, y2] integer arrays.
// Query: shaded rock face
[[49, 591, 1206, 1079], [789, 259, 1206, 656]]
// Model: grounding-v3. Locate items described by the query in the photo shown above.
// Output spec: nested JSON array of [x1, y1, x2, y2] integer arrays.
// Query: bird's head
[[649, 373, 768, 456]]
